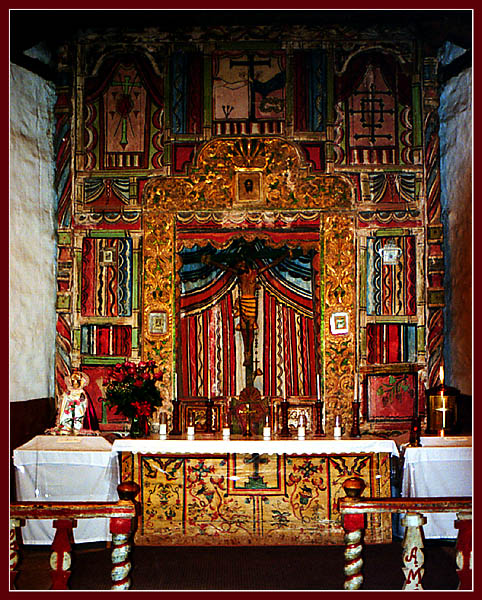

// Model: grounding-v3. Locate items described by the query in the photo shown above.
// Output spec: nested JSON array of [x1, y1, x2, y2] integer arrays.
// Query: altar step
[[13, 539, 459, 591]]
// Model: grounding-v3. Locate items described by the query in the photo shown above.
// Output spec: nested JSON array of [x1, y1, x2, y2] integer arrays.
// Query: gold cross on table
[[436, 395, 449, 428], [238, 402, 257, 437]]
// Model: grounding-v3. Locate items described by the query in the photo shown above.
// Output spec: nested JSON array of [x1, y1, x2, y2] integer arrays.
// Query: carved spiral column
[[341, 477, 366, 590], [10, 518, 21, 589], [343, 526, 364, 590], [111, 530, 133, 590]]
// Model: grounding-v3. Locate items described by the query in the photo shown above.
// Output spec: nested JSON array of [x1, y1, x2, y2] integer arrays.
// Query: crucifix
[[238, 402, 257, 437], [230, 54, 271, 121]]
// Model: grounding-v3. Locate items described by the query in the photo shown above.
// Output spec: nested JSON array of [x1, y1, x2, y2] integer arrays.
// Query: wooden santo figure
[[51, 371, 99, 434], [202, 250, 288, 369]]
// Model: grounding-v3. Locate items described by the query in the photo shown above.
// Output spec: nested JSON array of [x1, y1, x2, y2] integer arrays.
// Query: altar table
[[13, 435, 120, 544], [113, 436, 398, 546], [401, 436, 472, 539]]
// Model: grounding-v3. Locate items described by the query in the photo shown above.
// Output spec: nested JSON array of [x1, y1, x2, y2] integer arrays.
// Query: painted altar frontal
[[120, 446, 392, 546]]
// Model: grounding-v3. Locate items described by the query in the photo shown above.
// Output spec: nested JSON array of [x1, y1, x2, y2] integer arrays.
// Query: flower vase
[[130, 415, 149, 438]]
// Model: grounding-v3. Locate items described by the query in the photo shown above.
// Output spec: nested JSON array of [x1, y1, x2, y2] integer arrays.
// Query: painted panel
[[125, 451, 392, 546]]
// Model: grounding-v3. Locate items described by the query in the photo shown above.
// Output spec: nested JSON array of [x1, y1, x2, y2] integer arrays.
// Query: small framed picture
[[330, 312, 349, 335], [149, 311, 168, 335], [99, 247, 117, 266], [235, 170, 263, 205]]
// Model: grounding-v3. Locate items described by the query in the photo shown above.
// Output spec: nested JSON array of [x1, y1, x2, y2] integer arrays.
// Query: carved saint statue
[[48, 371, 99, 435], [202, 250, 289, 367]]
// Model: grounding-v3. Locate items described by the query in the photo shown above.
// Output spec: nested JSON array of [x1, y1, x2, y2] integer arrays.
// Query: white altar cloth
[[13, 435, 120, 545], [401, 436, 472, 539], [112, 435, 399, 456]]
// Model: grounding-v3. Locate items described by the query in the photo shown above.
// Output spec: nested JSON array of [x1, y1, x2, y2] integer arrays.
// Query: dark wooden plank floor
[[13, 539, 459, 591]]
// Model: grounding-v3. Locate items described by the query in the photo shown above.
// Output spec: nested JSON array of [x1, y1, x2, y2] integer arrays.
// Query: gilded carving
[[322, 214, 356, 429], [142, 137, 356, 411]]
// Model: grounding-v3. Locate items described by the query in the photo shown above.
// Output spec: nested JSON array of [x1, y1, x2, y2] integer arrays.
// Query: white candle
[[263, 426, 271, 439], [334, 415, 342, 439], [316, 374, 321, 400], [187, 426, 195, 437], [222, 427, 230, 439], [297, 426, 305, 439], [160, 423, 167, 435]]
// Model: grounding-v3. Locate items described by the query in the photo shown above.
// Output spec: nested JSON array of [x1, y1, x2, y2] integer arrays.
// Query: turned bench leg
[[343, 513, 365, 589], [10, 518, 22, 589], [50, 519, 76, 589], [455, 513, 472, 590], [401, 512, 426, 590], [110, 518, 133, 590]]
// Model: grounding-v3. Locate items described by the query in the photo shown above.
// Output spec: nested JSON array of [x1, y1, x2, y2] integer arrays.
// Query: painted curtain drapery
[[177, 239, 317, 399]]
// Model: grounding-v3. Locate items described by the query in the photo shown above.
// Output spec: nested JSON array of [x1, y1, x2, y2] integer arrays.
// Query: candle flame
[[439, 365, 444, 385]]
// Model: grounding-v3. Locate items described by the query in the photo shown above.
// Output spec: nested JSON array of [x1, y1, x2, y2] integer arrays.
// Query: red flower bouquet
[[104, 361, 163, 435]]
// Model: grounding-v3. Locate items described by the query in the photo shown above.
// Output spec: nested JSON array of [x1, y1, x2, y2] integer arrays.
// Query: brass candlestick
[[205, 398, 215, 434], [314, 398, 325, 436], [170, 399, 181, 435], [279, 399, 291, 437], [350, 401, 361, 438], [409, 380, 421, 446]]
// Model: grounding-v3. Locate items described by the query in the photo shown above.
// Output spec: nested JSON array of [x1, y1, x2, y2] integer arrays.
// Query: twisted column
[[10, 518, 21, 589], [343, 526, 364, 589], [111, 530, 132, 589], [341, 477, 366, 590], [110, 481, 139, 590]]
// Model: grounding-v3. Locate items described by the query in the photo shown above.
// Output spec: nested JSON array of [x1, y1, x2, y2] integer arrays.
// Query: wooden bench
[[10, 481, 139, 590], [338, 477, 472, 590]]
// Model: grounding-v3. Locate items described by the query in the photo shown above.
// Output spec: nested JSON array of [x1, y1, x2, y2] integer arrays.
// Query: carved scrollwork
[[142, 138, 356, 413]]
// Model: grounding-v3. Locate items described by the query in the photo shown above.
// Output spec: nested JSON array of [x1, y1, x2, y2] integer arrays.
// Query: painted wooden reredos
[[54, 20, 447, 435]]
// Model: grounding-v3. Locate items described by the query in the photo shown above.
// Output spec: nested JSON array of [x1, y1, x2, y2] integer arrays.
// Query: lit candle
[[297, 414, 306, 439], [316, 374, 321, 401], [354, 372, 358, 401], [187, 425, 195, 438], [442, 393, 446, 429], [334, 415, 342, 439], [263, 415, 271, 439]]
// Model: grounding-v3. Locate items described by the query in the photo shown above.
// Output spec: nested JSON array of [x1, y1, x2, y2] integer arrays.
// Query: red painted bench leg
[[110, 517, 133, 590], [455, 516, 472, 590], [50, 519, 76, 590]]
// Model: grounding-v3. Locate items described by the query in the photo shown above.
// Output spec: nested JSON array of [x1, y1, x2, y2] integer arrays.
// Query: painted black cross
[[230, 54, 271, 121], [243, 453, 269, 489], [350, 83, 395, 144]]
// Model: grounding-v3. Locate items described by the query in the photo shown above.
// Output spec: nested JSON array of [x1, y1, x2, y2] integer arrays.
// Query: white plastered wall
[[439, 64, 472, 396], [9, 63, 57, 402]]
